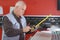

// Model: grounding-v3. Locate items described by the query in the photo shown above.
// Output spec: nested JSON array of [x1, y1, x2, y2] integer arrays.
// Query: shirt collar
[[12, 11, 21, 20]]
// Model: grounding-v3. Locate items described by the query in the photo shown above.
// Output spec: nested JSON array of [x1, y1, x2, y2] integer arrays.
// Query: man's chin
[[19, 15, 23, 16]]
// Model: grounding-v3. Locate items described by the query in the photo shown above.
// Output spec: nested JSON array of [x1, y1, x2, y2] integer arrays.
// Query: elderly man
[[3, 1, 31, 40]]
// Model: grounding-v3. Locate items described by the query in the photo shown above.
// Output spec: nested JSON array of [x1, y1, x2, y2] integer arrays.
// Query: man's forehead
[[16, 5, 26, 10]]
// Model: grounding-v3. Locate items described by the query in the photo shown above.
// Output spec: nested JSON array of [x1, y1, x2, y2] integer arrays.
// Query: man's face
[[15, 5, 26, 16]]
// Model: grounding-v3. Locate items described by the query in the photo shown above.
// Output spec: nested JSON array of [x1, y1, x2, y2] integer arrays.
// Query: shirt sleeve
[[3, 16, 23, 37]]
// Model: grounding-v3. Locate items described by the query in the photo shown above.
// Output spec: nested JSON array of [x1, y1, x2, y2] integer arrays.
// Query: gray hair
[[15, 1, 26, 7], [14, 1, 27, 10]]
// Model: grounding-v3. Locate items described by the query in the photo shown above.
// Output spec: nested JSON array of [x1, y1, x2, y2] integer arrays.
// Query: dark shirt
[[3, 12, 23, 37]]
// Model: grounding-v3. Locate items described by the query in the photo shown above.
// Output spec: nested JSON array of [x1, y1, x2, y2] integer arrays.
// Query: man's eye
[[22, 9, 24, 10]]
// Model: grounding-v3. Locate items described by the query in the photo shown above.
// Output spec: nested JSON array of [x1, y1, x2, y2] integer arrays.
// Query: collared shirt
[[12, 11, 21, 22], [2, 11, 26, 40]]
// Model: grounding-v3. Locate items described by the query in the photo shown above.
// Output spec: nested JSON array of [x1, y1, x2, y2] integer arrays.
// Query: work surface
[[30, 31, 52, 40]]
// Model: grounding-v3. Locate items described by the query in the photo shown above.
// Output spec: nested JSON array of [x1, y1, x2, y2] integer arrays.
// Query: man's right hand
[[23, 26, 31, 32]]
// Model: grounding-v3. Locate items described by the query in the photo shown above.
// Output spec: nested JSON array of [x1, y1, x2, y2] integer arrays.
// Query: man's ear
[[23, 1, 27, 10]]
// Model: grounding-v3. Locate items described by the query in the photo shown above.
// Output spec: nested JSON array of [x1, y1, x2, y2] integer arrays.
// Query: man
[[2, 1, 31, 40]]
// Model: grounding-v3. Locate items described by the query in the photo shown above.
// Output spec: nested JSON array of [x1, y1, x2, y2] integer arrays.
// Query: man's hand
[[23, 26, 31, 32]]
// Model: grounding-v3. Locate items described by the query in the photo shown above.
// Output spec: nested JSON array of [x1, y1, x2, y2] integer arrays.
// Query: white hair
[[15, 1, 26, 7], [14, 1, 26, 10]]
